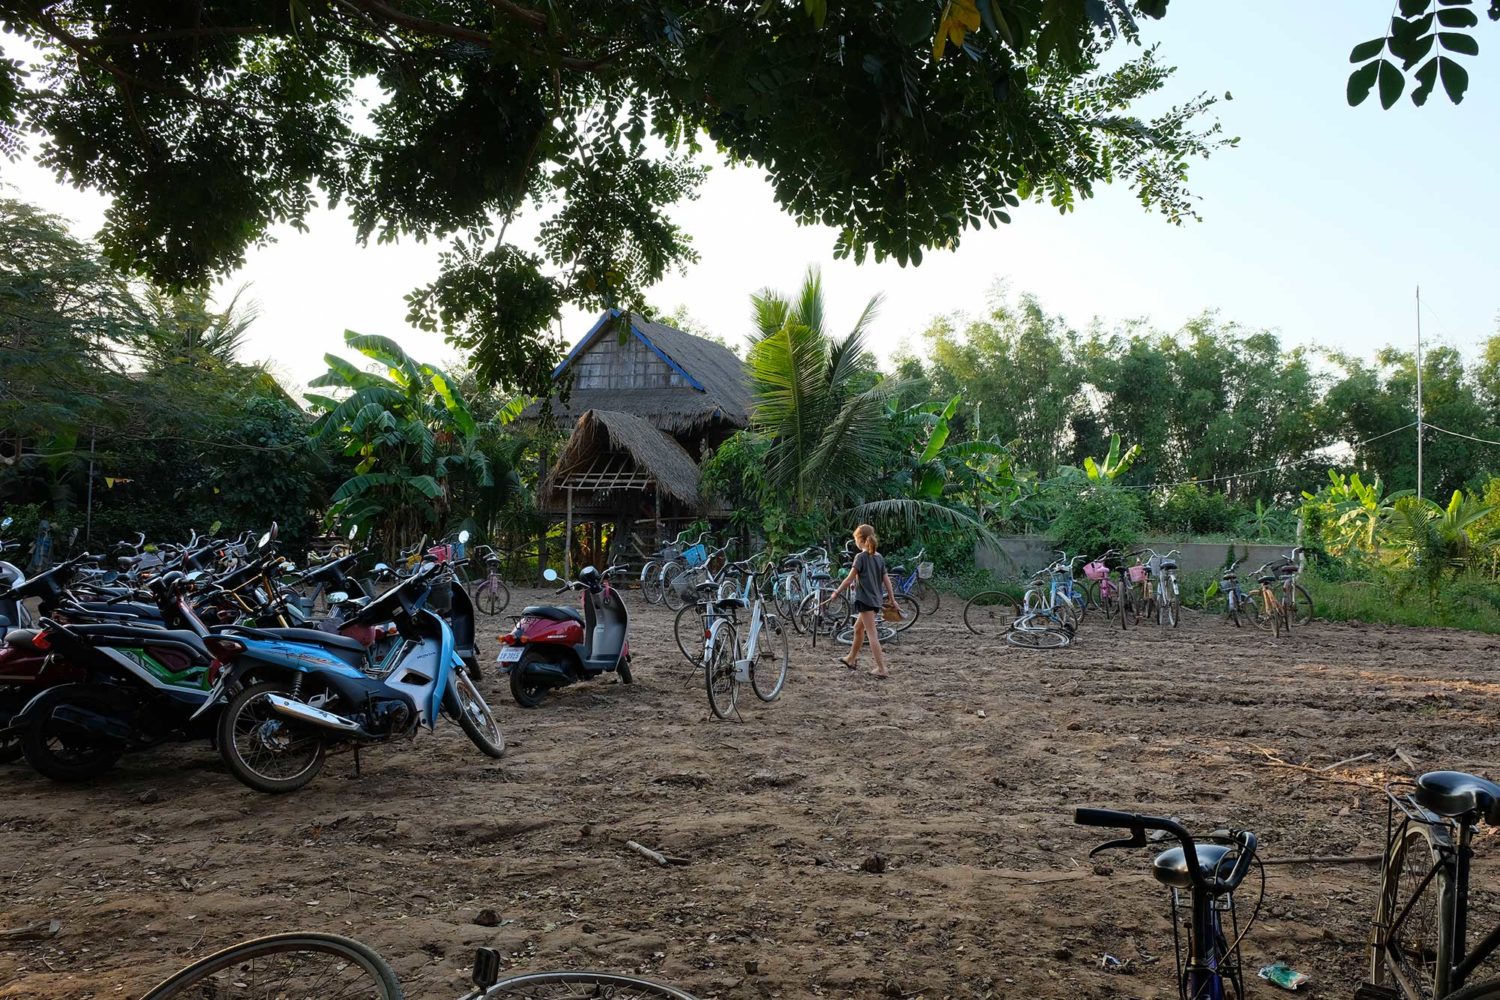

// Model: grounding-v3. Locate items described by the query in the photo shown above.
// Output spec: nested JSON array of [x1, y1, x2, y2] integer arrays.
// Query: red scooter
[[499, 566, 632, 708]]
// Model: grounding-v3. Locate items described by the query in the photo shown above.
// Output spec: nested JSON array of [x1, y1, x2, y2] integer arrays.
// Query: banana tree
[[307, 332, 490, 556], [1082, 434, 1141, 482]]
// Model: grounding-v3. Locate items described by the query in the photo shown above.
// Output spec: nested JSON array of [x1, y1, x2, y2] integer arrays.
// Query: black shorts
[[853, 600, 881, 614]]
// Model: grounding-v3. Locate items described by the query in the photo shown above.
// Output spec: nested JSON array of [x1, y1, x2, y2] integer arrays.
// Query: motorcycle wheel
[[19, 688, 125, 782], [444, 667, 505, 758], [217, 682, 328, 794], [510, 650, 552, 709]]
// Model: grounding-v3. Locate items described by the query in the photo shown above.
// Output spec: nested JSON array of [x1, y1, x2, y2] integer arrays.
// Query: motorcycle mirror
[[373, 562, 391, 574], [348, 524, 359, 541], [281, 561, 297, 572], [269, 520, 279, 540], [0, 517, 10, 529], [328, 591, 349, 606], [458, 529, 471, 544], [185, 570, 203, 582], [542, 568, 559, 582], [257, 532, 271, 549]]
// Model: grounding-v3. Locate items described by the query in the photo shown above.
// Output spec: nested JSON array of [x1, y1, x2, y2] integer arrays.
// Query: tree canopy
[[1, 1, 1227, 395]]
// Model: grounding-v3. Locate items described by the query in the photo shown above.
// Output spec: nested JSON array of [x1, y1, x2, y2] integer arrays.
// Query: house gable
[[553, 310, 703, 392]]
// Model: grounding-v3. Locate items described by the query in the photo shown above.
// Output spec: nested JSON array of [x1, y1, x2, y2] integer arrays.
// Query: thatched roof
[[543, 409, 702, 511], [527, 310, 751, 436]]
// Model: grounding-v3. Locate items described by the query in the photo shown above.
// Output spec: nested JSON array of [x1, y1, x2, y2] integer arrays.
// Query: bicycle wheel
[[798, 588, 845, 637], [474, 579, 509, 616], [750, 614, 789, 702], [1291, 583, 1314, 625], [1156, 585, 1178, 628], [913, 578, 941, 616], [1445, 978, 1500, 1000], [963, 592, 1020, 637], [836, 620, 895, 646], [1081, 579, 1100, 611], [662, 563, 688, 610], [673, 603, 706, 666], [774, 576, 804, 622], [1371, 821, 1453, 998], [705, 622, 738, 720], [485, 970, 698, 999], [640, 561, 663, 604], [1005, 626, 1070, 649], [141, 932, 402, 999], [887, 593, 919, 633]]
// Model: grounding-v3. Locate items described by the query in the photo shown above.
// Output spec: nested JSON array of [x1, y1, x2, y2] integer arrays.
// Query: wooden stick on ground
[[624, 840, 688, 867], [1322, 752, 1375, 772], [1260, 853, 1383, 867]]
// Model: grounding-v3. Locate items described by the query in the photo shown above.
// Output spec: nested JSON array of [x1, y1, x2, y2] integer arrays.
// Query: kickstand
[[352, 745, 362, 777]]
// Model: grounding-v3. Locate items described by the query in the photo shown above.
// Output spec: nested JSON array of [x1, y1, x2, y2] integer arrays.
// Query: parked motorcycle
[[502, 566, 632, 708], [202, 561, 503, 794], [0, 516, 28, 640]]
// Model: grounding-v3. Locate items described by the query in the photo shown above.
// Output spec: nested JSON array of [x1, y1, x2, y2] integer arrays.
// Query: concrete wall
[[975, 536, 1295, 579]]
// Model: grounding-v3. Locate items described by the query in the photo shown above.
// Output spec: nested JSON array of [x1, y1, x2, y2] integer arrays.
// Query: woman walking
[[826, 524, 898, 678]]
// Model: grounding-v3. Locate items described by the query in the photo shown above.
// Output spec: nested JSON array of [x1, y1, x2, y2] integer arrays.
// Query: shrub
[[1049, 484, 1144, 557], [1148, 484, 1242, 537]]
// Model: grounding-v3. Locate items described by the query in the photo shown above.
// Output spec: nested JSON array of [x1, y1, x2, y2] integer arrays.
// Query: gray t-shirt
[[852, 551, 887, 608]]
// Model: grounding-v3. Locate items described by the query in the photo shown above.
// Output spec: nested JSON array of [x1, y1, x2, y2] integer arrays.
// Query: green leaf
[[804, 0, 827, 28], [1377, 58, 1406, 108], [1347, 60, 1379, 105], [407, 475, 443, 499], [1436, 7, 1480, 27], [1412, 56, 1440, 104], [1439, 55, 1470, 101], [1438, 30, 1480, 53], [1398, 0, 1431, 17], [895, 3, 935, 45], [918, 394, 961, 464], [1349, 37, 1386, 62]]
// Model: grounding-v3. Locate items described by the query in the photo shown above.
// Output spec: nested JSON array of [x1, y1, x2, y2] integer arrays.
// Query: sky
[[2, 2, 1496, 392]]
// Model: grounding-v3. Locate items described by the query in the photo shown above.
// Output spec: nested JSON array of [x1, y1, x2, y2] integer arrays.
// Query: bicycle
[[1364, 769, 1500, 999], [1074, 808, 1261, 1000], [1251, 559, 1294, 638], [640, 529, 695, 605], [673, 554, 761, 665], [961, 588, 1022, 637], [1140, 547, 1182, 628], [1082, 548, 1134, 630], [702, 578, 791, 720], [891, 547, 940, 616], [662, 534, 716, 611], [141, 931, 698, 999], [1219, 556, 1263, 628], [469, 544, 511, 616], [1272, 546, 1313, 626]]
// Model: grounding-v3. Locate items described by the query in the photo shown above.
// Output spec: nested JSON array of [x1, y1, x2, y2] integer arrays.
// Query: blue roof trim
[[550, 309, 706, 392], [631, 322, 705, 392]]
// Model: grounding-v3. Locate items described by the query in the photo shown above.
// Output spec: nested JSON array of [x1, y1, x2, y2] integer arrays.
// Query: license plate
[[496, 646, 524, 663]]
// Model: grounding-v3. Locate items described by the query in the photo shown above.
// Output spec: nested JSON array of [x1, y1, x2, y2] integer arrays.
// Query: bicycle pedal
[[1353, 984, 1398, 1000]]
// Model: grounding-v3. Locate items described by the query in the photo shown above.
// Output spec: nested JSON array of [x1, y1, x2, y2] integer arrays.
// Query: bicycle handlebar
[[1073, 808, 1257, 895]]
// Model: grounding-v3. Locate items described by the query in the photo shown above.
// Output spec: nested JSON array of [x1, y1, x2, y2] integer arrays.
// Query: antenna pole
[[1416, 285, 1424, 502]]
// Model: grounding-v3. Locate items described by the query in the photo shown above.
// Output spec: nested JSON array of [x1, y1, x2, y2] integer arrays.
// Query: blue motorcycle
[[197, 562, 504, 794]]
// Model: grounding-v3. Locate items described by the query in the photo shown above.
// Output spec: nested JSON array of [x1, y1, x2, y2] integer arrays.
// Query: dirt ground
[[4, 589, 1500, 999]]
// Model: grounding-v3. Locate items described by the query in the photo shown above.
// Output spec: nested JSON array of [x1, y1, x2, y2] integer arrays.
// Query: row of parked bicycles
[[960, 545, 1315, 647], [0, 518, 506, 792]]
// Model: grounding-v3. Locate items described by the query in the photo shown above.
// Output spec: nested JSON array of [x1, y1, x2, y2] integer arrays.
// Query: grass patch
[[1304, 571, 1500, 634]]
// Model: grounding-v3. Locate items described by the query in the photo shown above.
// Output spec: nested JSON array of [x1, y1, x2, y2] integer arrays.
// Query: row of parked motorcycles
[[0, 519, 504, 794]]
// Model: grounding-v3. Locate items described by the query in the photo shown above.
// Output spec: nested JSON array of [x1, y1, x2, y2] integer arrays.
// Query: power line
[[1426, 422, 1500, 449], [1113, 421, 1419, 493]]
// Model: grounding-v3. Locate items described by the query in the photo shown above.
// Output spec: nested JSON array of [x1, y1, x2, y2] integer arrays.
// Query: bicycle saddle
[[717, 597, 747, 610], [1160, 560, 1178, 571], [1257, 573, 1276, 585], [1416, 771, 1500, 825], [1151, 844, 1237, 890]]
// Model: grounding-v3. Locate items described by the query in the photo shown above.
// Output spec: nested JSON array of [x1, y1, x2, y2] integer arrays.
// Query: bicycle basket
[[917, 561, 934, 580], [1083, 560, 1108, 582], [1127, 564, 1148, 584], [661, 544, 682, 561], [683, 544, 707, 568]]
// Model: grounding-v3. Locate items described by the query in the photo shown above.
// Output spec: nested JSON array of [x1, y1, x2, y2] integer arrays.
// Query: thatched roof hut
[[528, 309, 750, 442], [542, 409, 702, 516]]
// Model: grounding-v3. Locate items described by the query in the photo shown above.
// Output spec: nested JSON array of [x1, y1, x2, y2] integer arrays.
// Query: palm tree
[[133, 283, 260, 370], [1386, 491, 1494, 594], [745, 267, 893, 513], [306, 332, 491, 555]]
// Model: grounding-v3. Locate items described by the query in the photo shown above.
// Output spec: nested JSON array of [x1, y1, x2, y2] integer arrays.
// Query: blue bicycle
[[1076, 808, 1260, 1000], [890, 547, 939, 616]]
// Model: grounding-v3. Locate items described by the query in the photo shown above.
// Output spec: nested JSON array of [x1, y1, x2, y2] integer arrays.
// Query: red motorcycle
[[499, 566, 632, 708]]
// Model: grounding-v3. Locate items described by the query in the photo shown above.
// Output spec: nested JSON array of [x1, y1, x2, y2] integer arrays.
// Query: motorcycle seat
[[73, 624, 209, 659], [74, 600, 162, 621], [3, 628, 40, 649], [520, 605, 584, 624]]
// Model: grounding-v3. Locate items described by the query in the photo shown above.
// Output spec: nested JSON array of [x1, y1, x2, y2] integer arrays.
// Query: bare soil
[[4, 590, 1500, 999]]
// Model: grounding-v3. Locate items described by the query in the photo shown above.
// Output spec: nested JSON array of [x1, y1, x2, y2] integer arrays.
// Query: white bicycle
[[700, 580, 790, 720]]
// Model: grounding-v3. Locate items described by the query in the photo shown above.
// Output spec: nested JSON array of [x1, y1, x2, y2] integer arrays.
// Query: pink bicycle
[[1082, 548, 1132, 631]]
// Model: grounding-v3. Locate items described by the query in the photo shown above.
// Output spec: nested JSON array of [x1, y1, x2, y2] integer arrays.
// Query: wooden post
[[564, 489, 574, 579], [654, 480, 661, 552]]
